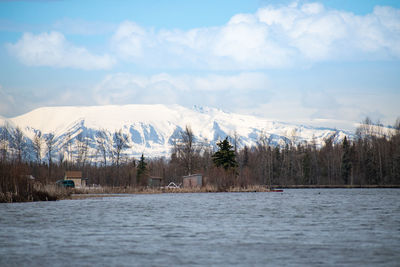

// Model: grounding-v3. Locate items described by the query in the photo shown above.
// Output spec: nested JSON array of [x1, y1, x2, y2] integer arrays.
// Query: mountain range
[[0, 104, 352, 161]]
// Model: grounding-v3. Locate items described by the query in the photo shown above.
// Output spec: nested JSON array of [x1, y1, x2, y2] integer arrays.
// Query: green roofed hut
[[64, 171, 88, 188]]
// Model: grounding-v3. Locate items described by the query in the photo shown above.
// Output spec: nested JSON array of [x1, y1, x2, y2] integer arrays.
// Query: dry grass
[[1, 183, 283, 202], [0, 183, 71, 203], [67, 184, 277, 197]]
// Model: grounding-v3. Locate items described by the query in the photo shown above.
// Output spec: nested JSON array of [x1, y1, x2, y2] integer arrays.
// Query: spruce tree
[[212, 137, 238, 170], [137, 154, 147, 185], [341, 136, 352, 184]]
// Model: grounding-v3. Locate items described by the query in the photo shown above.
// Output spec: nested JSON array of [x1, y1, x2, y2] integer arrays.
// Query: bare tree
[[58, 149, 65, 166], [229, 131, 240, 154], [65, 132, 73, 164], [13, 127, 25, 163], [257, 131, 274, 187], [175, 125, 200, 175], [45, 133, 56, 182], [76, 132, 89, 168], [321, 131, 338, 185], [33, 131, 43, 164], [96, 129, 109, 166], [0, 124, 11, 162], [395, 118, 400, 133], [113, 129, 130, 168], [356, 117, 375, 141], [290, 128, 298, 148]]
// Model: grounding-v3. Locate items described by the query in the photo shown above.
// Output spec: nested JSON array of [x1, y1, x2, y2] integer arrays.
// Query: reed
[[0, 183, 71, 203], [67, 184, 274, 196]]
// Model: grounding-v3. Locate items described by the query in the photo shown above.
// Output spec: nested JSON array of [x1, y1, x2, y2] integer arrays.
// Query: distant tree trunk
[[176, 125, 199, 175], [113, 129, 130, 185], [136, 154, 148, 186], [341, 136, 352, 185], [302, 150, 311, 185], [76, 132, 89, 168], [229, 131, 240, 156], [96, 129, 109, 166], [33, 131, 43, 164], [46, 133, 56, 183], [13, 127, 25, 163], [269, 147, 273, 188], [0, 125, 11, 162]]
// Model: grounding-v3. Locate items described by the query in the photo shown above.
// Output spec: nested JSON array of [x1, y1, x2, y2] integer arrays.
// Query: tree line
[[1, 117, 400, 195]]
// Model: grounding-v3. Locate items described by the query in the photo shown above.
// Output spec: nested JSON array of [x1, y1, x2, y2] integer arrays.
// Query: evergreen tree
[[212, 137, 238, 170], [341, 136, 352, 184], [137, 154, 147, 185]]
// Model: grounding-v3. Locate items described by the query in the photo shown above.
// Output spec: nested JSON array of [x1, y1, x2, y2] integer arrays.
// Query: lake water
[[0, 189, 399, 266]]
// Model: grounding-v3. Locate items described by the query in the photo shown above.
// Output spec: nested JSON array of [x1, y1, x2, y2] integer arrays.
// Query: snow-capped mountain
[[0, 104, 352, 161]]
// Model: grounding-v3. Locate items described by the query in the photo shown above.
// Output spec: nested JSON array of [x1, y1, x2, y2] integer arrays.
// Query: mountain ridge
[[0, 104, 353, 160]]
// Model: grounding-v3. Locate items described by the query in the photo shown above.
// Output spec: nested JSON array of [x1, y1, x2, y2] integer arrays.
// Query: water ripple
[[0, 189, 399, 266]]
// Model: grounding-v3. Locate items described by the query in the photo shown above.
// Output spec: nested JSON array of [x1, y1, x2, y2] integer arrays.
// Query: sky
[[0, 0, 399, 131]]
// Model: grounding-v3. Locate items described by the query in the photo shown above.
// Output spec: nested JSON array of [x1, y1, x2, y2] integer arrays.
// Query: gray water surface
[[0, 189, 399, 266]]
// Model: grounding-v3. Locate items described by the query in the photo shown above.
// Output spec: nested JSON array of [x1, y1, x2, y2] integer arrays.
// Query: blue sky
[[0, 0, 399, 130]]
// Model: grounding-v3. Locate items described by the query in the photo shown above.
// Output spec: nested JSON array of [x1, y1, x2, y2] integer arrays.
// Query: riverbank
[[68, 185, 275, 198], [2, 184, 399, 203], [70, 184, 400, 195], [0, 184, 71, 203], [67, 186, 282, 200], [67, 184, 400, 200], [0, 184, 273, 202]]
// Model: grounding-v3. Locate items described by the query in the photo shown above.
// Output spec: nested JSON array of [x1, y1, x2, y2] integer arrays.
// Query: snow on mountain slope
[[0, 104, 352, 160]]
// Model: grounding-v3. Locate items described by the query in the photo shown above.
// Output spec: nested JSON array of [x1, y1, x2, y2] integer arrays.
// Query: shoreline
[[66, 185, 400, 200], [2, 185, 399, 203]]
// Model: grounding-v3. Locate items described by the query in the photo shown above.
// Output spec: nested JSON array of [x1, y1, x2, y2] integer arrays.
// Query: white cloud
[[8, 3, 399, 71], [301, 90, 340, 110], [8, 31, 116, 70], [244, 88, 400, 131], [111, 21, 148, 59], [93, 72, 269, 105], [111, 3, 400, 69]]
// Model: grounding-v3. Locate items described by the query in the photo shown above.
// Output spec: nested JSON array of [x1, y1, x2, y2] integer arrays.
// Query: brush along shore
[[4, 184, 398, 202], [0, 184, 71, 203], [68, 185, 277, 197], [67, 184, 400, 200], [1, 184, 281, 202], [69, 184, 399, 196]]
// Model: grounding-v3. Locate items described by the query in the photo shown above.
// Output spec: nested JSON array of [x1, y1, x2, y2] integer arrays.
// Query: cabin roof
[[65, 171, 82, 179]]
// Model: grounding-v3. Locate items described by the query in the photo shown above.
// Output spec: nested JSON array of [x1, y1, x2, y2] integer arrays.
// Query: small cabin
[[147, 177, 163, 188], [64, 171, 87, 188], [183, 174, 202, 188]]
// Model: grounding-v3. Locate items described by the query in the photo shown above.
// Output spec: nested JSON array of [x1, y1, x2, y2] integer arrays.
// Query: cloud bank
[[93, 72, 269, 106], [7, 3, 400, 70], [110, 3, 400, 69], [8, 31, 115, 70]]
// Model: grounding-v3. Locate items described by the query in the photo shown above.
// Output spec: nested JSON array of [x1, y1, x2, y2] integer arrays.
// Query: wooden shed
[[147, 177, 163, 187], [64, 171, 87, 188], [183, 174, 202, 188]]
